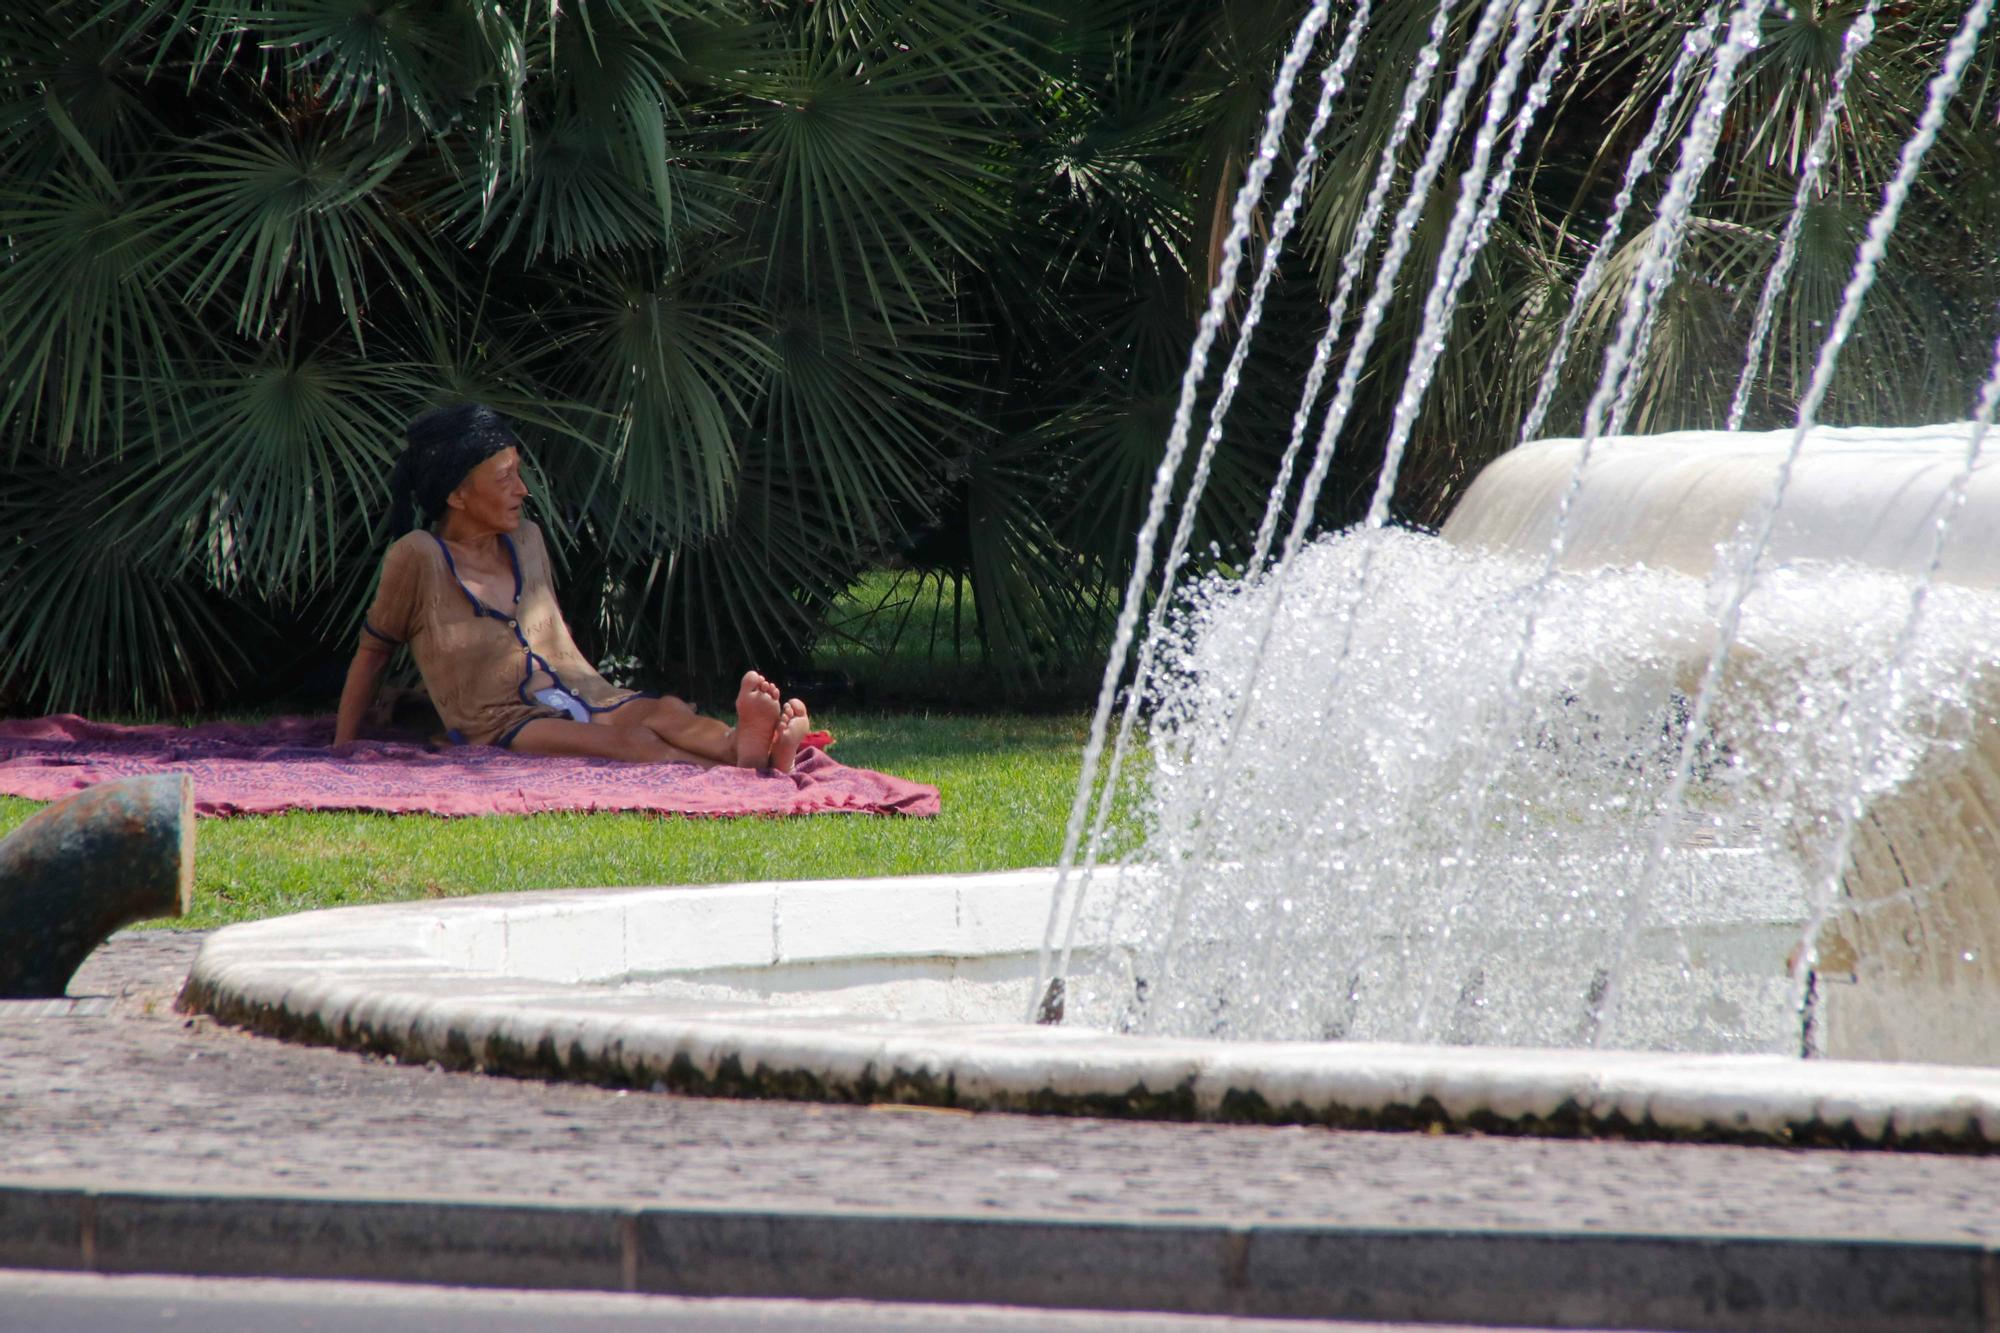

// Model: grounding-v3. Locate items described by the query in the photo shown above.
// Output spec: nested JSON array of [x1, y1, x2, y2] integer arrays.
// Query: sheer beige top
[[360, 521, 641, 747]]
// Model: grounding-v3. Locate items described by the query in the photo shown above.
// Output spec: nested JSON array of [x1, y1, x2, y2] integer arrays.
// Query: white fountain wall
[[407, 870, 1130, 1027]]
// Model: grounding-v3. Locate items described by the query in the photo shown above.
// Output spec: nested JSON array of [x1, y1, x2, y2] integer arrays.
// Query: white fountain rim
[[1526, 419, 1993, 459], [186, 869, 2000, 1148]]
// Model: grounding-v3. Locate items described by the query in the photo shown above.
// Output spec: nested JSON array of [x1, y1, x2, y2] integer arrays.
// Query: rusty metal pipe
[[0, 774, 194, 998]]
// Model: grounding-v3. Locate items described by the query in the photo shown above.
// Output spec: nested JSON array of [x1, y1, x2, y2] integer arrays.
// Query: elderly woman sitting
[[334, 403, 811, 770]]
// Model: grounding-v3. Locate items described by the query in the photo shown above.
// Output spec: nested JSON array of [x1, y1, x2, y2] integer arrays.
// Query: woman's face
[[448, 446, 530, 534]]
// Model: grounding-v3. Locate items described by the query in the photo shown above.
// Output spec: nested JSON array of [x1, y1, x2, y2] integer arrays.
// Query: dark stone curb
[[3, 1183, 1997, 1331]]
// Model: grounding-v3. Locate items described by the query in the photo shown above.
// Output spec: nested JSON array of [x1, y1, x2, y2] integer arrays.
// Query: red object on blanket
[[0, 715, 938, 819]]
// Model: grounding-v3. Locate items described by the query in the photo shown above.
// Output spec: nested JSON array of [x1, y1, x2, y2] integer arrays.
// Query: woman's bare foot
[[733, 671, 783, 767], [770, 698, 811, 774]]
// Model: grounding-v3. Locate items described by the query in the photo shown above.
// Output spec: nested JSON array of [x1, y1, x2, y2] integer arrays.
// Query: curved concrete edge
[[1438, 422, 2000, 586], [7, 1184, 1996, 1332], [180, 878, 2000, 1151]]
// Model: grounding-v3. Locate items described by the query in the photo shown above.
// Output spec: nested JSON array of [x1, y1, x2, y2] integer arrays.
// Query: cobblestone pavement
[[5, 932, 2000, 1244]]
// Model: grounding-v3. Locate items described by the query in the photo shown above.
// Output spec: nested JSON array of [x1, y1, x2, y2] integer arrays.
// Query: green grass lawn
[[0, 711, 1111, 930]]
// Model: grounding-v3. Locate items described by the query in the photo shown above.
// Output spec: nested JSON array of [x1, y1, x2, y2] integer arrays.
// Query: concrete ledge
[[1, 1183, 1994, 1331], [179, 874, 2000, 1149], [1439, 423, 2000, 586]]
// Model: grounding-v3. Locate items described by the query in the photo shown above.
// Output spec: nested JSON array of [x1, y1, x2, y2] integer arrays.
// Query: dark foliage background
[[2, 0, 1994, 714]]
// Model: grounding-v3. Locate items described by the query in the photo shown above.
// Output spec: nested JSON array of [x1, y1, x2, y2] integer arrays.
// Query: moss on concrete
[[178, 972, 1998, 1153]]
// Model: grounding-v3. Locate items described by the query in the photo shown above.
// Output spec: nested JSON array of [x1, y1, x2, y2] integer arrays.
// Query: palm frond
[[0, 167, 190, 457], [726, 35, 1013, 323], [102, 343, 421, 598], [602, 475, 852, 692], [747, 286, 981, 543], [231, 0, 514, 134], [0, 458, 248, 714], [142, 121, 438, 343], [1, 6, 164, 173], [537, 256, 775, 551]]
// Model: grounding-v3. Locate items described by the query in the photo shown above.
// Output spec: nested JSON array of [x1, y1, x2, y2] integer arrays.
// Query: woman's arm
[[332, 642, 392, 746]]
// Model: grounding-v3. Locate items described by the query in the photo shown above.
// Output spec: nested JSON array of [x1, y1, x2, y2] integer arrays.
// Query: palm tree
[[2, 0, 1993, 715]]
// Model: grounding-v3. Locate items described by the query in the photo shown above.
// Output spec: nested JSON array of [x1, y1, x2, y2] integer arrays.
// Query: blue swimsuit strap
[[428, 532, 570, 706]]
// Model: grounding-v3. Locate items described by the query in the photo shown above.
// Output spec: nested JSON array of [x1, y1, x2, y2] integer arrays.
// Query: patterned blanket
[[0, 715, 939, 819]]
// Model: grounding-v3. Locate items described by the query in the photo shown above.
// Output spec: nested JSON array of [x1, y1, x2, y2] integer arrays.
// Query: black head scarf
[[383, 402, 523, 535]]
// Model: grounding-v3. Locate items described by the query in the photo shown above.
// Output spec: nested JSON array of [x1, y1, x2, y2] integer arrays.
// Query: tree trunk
[[0, 774, 194, 998]]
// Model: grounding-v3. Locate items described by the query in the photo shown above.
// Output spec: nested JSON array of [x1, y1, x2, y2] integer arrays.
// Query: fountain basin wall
[[423, 868, 1123, 1024], [1441, 425, 2000, 1064], [183, 869, 2000, 1147], [1440, 424, 2000, 586]]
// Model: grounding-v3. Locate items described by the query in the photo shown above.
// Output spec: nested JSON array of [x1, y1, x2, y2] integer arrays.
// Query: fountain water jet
[[1039, 0, 1338, 1018], [1726, 0, 1884, 431], [1516, 3, 1721, 448], [1045, 0, 1769, 1014], [1587, 0, 1994, 1041], [1043, 0, 1380, 1017], [1108, 0, 1550, 1026]]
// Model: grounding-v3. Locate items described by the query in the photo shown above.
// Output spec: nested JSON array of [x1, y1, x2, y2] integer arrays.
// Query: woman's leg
[[592, 672, 783, 767], [509, 716, 715, 765]]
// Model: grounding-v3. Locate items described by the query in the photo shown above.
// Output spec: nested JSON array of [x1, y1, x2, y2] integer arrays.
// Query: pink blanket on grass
[[0, 715, 939, 818]]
